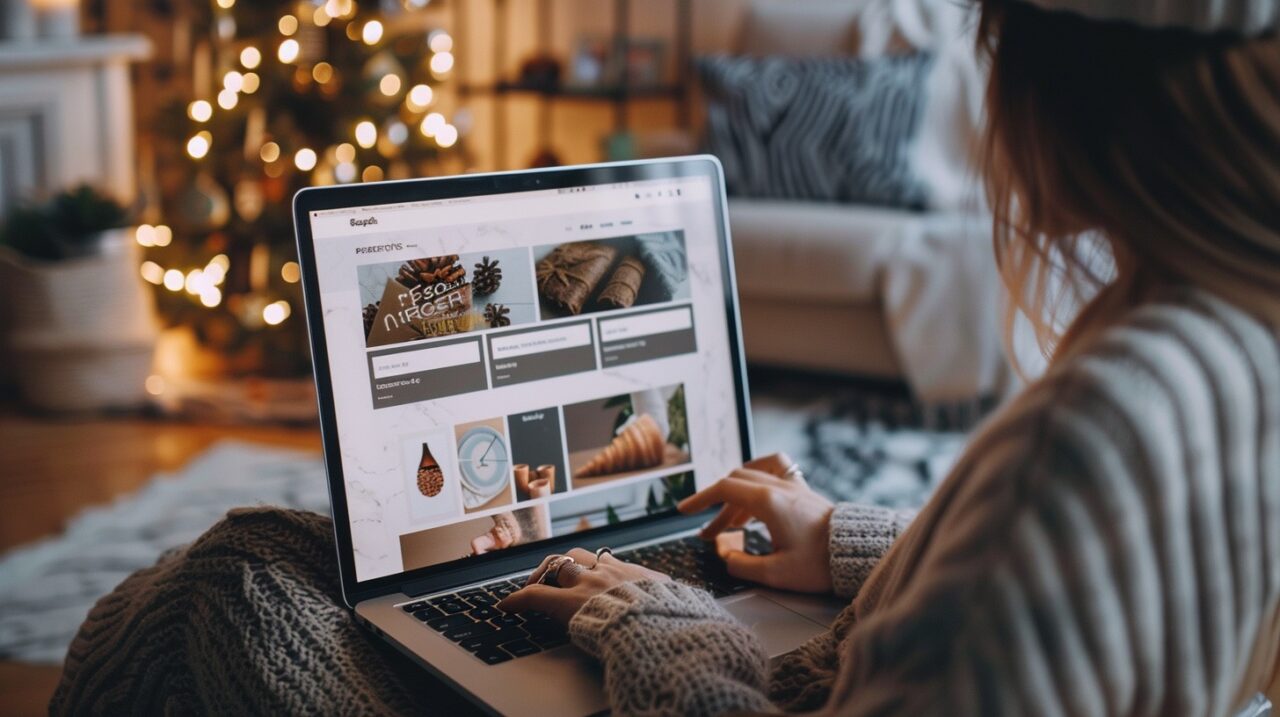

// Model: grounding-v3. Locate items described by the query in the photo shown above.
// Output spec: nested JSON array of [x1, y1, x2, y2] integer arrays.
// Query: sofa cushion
[[700, 53, 935, 210], [730, 199, 914, 304]]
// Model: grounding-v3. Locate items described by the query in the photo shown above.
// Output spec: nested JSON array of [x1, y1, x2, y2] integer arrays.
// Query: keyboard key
[[465, 593, 497, 606], [461, 627, 526, 652], [428, 594, 459, 606], [530, 632, 568, 649], [490, 614, 524, 629], [469, 605, 500, 621], [444, 622, 497, 642], [474, 648, 513, 665], [412, 606, 445, 622], [487, 584, 518, 598], [500, 639, 542, 658], [436, 600, 470, 615], [401, 601, 429, 613], [426, 614, 474, 632], [458, 588, 489, 601]]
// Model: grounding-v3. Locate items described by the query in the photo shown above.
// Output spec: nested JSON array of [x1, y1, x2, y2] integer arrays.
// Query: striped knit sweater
[[569, 290, 1280, 716]]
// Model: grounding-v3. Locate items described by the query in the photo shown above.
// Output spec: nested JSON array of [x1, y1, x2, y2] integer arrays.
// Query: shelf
[[0, 34, 151, 71], [461, 82, 685, 100]]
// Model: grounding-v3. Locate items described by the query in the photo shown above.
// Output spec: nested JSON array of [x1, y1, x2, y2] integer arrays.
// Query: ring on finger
[[539, 555, 576, 586], [781, 464, 805, 482], [592, 547, 613, 568]]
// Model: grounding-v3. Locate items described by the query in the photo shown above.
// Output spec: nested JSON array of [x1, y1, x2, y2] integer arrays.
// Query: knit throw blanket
[[50, 508, 476, 716]]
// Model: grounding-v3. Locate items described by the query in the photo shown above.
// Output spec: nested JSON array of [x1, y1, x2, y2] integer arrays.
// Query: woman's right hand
[[677, 453, 835, 594]]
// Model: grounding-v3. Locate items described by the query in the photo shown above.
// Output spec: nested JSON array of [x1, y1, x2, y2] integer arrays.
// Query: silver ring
[[592, 547, 613, 568], [781, 464, 804, 481], [539, 555, 576, 586]]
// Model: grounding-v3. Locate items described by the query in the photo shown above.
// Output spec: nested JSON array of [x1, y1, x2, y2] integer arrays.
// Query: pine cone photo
[[484, 303, 511, 328], [397, 255, 465, 291], [472, 256, 502, 297]]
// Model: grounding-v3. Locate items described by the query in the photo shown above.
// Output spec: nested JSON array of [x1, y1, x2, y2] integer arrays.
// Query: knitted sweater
[[568, 291, 1280, 716]]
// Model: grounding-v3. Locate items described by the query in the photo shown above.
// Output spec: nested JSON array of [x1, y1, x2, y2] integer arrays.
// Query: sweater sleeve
[[827, 503, 916, 599], [569, 579, 776, 716]]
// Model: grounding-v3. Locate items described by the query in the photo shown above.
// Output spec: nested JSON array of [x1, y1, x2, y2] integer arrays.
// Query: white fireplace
[[0, 34, 149, 216]]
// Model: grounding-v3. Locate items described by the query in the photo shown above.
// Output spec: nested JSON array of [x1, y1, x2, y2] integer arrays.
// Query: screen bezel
[[292, 156, 754, 607]]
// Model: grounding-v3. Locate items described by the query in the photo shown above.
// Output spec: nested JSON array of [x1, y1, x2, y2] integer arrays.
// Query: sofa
[[695, 0, 1011, 405]]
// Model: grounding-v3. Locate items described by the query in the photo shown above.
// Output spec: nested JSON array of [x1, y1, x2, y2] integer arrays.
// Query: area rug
[[0, 378, 977, 666]]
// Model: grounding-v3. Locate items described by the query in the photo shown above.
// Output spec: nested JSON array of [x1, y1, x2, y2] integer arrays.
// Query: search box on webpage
[[371, 341, 481, 379]]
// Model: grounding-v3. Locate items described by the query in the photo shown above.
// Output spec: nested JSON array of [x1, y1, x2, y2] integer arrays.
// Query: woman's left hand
[[495, 548, 670, 625]]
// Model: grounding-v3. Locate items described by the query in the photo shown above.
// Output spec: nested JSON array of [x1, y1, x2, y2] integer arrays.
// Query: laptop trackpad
[[723, 593, 826, 657]]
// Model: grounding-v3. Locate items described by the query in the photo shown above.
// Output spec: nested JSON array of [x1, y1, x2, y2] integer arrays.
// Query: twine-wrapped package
[[536, 242, 617, 315]]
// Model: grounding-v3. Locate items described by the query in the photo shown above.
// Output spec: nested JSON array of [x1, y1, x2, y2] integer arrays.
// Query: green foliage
[[1, 185, 130, 261], [604, 394, 635, 434], [666, 385, 689, 451], [644, 471, 695, 515]]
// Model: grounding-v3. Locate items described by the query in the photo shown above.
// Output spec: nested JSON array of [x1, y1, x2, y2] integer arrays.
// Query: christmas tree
[[137, 0, 466, 376]]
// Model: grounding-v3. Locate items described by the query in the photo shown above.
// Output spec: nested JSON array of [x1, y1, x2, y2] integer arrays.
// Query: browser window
[[309, 175, 743, 582]]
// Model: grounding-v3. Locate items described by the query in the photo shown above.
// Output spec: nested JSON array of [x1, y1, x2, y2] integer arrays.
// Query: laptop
[[292, 156, 843, 716]]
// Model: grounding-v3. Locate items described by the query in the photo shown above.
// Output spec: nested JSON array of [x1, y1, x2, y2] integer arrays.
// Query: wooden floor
[[0, 410, 321, 716]]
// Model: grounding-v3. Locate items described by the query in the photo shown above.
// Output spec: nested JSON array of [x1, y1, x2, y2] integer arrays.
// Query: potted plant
[[0, 186, 158, 412]]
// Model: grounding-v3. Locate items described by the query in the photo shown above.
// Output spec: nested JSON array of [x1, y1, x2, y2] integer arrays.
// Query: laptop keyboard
[[400, 532, 772, 666]]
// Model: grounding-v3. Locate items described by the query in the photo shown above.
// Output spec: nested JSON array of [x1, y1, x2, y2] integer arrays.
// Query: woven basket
[[0, 229, 159, 412]]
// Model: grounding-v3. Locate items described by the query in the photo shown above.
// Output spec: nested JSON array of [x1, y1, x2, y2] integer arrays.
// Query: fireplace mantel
[[0, 34, 150, 216]]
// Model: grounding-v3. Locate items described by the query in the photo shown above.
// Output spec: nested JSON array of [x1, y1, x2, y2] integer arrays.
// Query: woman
[[496, 0, 1280, 714]]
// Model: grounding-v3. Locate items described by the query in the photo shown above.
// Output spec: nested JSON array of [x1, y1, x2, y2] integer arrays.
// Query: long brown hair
[[977, 1, 1280, 372]]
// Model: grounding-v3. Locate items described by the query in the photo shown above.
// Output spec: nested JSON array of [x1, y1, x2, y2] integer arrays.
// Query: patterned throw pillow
[[698, 53, 936, 210]]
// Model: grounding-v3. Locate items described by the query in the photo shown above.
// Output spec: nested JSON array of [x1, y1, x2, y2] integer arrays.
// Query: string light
[[145, 375, 165, 396], [281, 261, 302, 283], [203, 259, 227, 284], [406, 84, 433, 111], [278, 15, 298, 35], [428, 30, 452, 53], [240, 46, 261, 69], [312, 6, 331, 26], [223, 70, 244, 93], [200, 286, 223, 307], [241, 72, 260, 93], [419, 112, 445, 137], [362, 165, 384, 182], [215, 0, 234, 8], [210, 254, 230, 272], [135, 224, 156, 247], [335, 143, 356, 163], [217, 88, 238, 110], [163, 269, 185, 292], [294, 147, 318, 171], [153, 224, 173, 247], [263, 300, 292, 325], [387, 120, 409, 145], [335, 162, 357, 183], [188, 100, 213, 122], [355, 120, 377, 148], [430, 51, 454, 76], [278, 38, 300, 63], [140, 261, 164, 284], [362, 20, 384, 45], [379, 74, 401, 96], [187, 134, 211, 159], [260, 141, 281, 163], [184, 269, 205, 294], [436, 124, 458, 148], [312, 62, 334, 84]]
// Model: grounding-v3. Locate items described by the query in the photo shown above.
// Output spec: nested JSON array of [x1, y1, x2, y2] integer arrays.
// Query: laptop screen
[[305, 170, 745, 583]]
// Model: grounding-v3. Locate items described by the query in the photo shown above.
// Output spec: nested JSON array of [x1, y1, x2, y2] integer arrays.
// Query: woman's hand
[[678, 452, 835, 594], [496, 548, 670, 624]]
